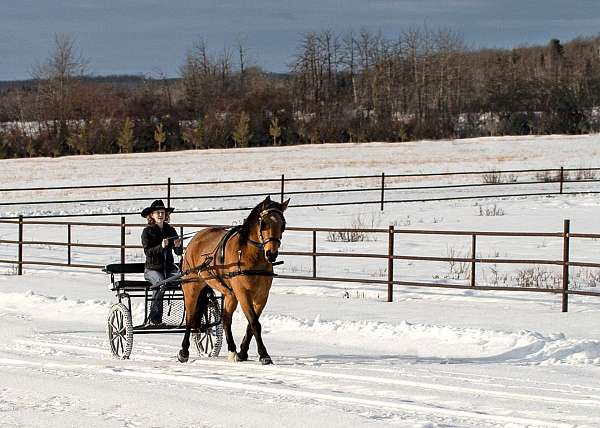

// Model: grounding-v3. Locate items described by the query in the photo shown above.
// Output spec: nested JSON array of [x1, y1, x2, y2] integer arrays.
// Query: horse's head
[[254, 195, 289, 263]]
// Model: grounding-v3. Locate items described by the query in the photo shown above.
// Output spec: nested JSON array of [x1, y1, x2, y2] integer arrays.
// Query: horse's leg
[[238, 297, 270, 361], [222, 293, 240, 362], [179, 281, 202, 363], [237, 323, 253, 362], [237, 292, 272, 365]]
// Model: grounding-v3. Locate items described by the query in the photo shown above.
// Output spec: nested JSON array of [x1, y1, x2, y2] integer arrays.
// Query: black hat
[[141, 199, 175, 218]]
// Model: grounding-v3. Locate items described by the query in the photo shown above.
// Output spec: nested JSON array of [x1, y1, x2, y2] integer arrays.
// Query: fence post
[[387, 225, 395, 302], [380, 173, 385, 211], [471, 234, 476, 287], [179, 226, 184, 266], [18, 215, 23, 275], [120, 216, 126, 282], [559, 167, 564, 194], [280, 174, 285, 203], [167, 177, 171, 208], [562, 219, 570, 313], [67, 224, 72, 265], [312, 230, 317, 278]]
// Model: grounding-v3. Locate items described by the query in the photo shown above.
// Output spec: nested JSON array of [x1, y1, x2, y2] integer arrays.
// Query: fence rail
[[1, 216, 599, 311], [1, 166, 600, 219]]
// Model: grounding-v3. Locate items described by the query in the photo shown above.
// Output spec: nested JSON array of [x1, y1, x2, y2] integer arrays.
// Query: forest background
[[1, 28, 600, 158]]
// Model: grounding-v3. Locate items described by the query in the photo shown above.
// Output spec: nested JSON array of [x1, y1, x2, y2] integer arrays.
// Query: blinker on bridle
[[247, 207, 286, 250]]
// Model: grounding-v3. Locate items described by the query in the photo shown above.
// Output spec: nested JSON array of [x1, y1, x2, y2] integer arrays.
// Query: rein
[[165, 232, 198, 241], [158, 204, 286, 292], [150, 255, 280, 290]]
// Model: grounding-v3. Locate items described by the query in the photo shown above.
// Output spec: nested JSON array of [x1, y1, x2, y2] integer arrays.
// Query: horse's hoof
[[237, 351, 248, 362], [178, 350, 189, 363], [259, 356, 273, 365], [228, 351, 240, 362]]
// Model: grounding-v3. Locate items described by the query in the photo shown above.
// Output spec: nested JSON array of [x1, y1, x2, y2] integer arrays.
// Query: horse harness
[[185, 207, 285, 292]]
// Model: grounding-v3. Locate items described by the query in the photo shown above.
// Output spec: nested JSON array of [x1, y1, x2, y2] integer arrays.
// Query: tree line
[[1, 30, 600, 158]]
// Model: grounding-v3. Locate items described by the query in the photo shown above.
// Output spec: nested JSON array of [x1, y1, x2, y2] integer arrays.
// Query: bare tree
[[31, 33, 89, 150], [235, 35, 249, 95], [341, 31, 359, 105], [179, 39, 217, 115], [153, 69, 175, 110]]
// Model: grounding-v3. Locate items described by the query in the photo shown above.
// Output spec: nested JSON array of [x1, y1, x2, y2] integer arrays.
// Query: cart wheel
[[107, 303, 133, 359], [193, 298, 223, 358]]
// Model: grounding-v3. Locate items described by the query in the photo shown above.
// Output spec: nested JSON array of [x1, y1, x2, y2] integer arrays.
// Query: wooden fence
[[1, 217, 599, 312], [1, 166, 600, 218]]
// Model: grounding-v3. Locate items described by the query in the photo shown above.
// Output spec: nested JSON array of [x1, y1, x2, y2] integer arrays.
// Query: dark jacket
[[141, 223, 183, 272]]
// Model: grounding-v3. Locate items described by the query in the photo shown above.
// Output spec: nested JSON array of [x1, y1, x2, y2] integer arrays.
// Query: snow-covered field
[[2, 135, 600, 427]]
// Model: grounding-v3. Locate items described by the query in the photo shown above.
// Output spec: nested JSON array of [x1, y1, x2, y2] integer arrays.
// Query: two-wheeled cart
[[104, 262, 223, 360]]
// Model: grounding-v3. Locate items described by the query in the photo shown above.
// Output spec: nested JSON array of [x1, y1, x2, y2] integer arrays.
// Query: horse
[[178, 195, 289, 364]]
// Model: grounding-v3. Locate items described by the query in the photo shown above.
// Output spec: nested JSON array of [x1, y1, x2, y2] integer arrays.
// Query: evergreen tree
[[182, 119, 205, 149], [269, 117, 282, 146], [232, 111, 251, 148], [154, 123, 166, 151], [117, 117, 135, 153], [65, 120, 92, 155]]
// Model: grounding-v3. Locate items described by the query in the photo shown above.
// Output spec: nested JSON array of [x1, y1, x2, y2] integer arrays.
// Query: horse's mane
[[238, 199, 282, 244]]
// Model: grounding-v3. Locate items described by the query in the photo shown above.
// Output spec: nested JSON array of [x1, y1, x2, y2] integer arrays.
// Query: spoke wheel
[[107, 303, 133, 359], [193, 298, 223, 358]]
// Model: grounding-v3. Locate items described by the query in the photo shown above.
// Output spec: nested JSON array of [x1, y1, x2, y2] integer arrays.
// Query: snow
[[2, 135, 600, 427]]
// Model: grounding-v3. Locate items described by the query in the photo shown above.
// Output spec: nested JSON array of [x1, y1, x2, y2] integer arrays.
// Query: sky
[[1, 0, 600, 81]]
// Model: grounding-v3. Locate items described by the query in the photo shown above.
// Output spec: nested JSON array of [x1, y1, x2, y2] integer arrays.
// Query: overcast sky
[[1, 0, 600, 80]]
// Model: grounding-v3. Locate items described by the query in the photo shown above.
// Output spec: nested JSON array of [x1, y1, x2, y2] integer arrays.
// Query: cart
[[104, 262, 223, 360]]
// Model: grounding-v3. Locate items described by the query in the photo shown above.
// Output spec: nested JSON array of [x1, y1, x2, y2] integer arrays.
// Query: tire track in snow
[[0, 357, 574, 428], [188, 358, 600, 408], [10, 336, 600, 408], [355, 364, 600, 394]]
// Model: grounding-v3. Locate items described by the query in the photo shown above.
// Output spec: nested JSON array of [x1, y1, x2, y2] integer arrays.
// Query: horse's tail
[[193, 286, 213, 327]]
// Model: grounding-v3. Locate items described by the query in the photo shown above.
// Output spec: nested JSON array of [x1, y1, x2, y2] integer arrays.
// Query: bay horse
[[178, 196, 289, 364]]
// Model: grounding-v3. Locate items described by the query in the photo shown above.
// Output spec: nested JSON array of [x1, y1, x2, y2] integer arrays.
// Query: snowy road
[[1, 273, 600, 427], [3, 334, 599, 427], [2, 350, 596, 428]]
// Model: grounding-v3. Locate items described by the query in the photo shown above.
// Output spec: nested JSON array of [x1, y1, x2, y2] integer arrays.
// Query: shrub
[[573, 168, 598, 180], [327, 213, 379, 242], [444, 246, 471, 280], [482, 171, 502, 184], [478, 204, 505, 216], [482, 171, 518, 184], [514, 266, 560, 289]]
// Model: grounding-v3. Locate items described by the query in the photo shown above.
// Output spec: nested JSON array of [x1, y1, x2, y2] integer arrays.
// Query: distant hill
[[0, 74, 154, 90], [0, 72, 289, 91]]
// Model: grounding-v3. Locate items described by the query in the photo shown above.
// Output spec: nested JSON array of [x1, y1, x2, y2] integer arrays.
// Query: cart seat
[[105, 263, 182, 291], [104, 263, 145, 274], [112, 279, 152, 290]]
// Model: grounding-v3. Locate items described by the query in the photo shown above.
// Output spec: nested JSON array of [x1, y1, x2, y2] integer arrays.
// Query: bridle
[[247, 207, 286, 250]]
